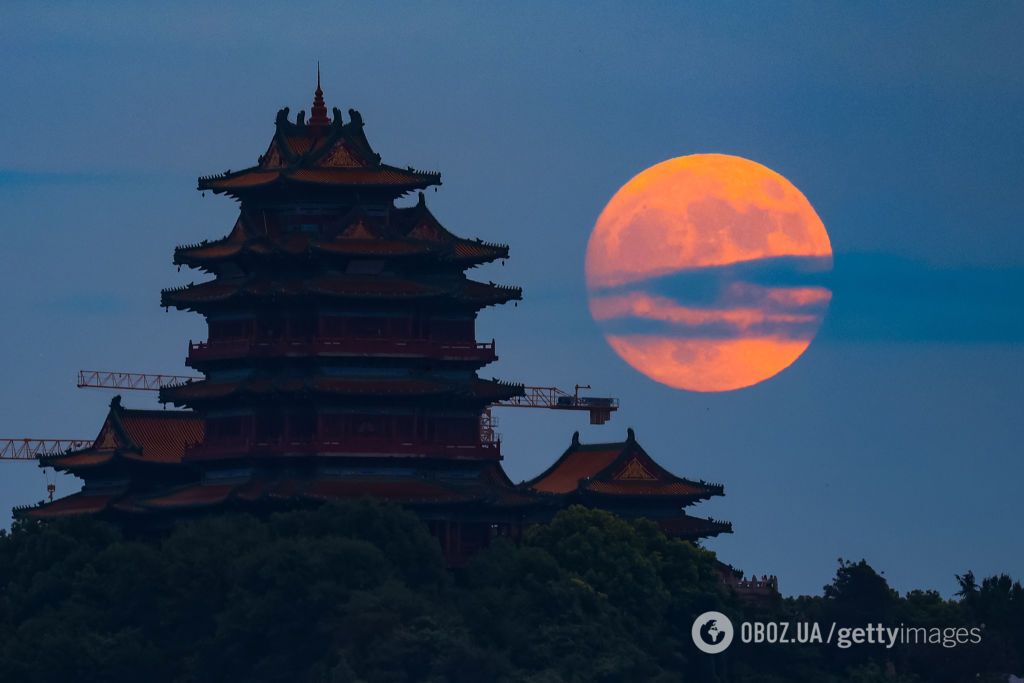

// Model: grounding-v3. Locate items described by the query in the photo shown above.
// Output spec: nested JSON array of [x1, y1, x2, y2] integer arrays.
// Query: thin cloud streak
[[0, 169, 173, 189], [592, 290, 827, 342], [589, 253, 1024, 344], [821, 253, 1024, 344]]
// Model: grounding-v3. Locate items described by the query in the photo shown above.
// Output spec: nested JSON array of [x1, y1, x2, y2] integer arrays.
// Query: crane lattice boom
[[77, 370, 199, 391], [0, 439, 92, 460], [492, 385, 619, 424], [73, 370, 619, 444], [75, 370, 619, 420]]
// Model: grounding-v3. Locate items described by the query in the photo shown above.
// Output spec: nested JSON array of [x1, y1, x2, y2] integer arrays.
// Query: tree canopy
[[0, 503, 1019, 682]]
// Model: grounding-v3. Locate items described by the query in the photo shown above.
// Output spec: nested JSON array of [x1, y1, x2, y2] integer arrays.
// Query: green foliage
[[822, 558, 900, 625], [0, 504, 1021, 682], [457, 506, 728, 682]]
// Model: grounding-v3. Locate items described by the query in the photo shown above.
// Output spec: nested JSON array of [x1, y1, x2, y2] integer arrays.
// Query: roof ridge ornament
[[310, 62, 330, 127]]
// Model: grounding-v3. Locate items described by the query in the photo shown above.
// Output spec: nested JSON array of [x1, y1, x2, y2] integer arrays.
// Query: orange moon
[[586, 154, 833, 392]]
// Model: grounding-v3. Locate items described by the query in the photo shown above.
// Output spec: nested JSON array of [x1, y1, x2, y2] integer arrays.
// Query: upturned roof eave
[[197, 166, 441, 195]]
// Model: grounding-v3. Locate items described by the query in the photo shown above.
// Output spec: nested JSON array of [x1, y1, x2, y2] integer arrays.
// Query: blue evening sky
[[0, 2, 1021, 596]]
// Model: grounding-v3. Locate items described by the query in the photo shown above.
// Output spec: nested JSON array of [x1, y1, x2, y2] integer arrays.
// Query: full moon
[[586, 154, 833, 392]]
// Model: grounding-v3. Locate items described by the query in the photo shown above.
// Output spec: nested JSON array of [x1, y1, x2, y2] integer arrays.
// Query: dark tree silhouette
[[0, 505, 1020, 682]]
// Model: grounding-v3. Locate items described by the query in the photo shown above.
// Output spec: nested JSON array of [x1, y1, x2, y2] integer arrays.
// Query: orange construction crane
[[77, 369, 198, 391], [0, 439, 93, 501], [0, 375, 618, 503], [0, 438, 92, 460], [0, 372, 200, 460], [75, 370, 619, 444], [484, 384, 618, 444], [75, 370, 619, 420], [493, 384, 618, 423]]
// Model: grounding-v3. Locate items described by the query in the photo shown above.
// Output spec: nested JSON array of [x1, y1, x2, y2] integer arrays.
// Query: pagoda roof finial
[[310, 62, 330, 127]]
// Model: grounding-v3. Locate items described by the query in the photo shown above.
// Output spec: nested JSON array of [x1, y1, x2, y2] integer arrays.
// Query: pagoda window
[[430, 319, 473, 342], [394, 414, 415, 439], [321, 315, 346, 338], [353, 414, 390, 438], [256, 316, 285, 340], [390, 317, 412, 337], [254, 409, 283, 443], [208, 319, 250, 340], [320, 413, 350, 441], [207, 415, 247, 442], [282, 218, 322, 234], [287, 409, 316, 443], [288, 313, 317, 340], [349, 316, 386, 338], [432, 417, 479, 445], [346, 260, 385, 275]]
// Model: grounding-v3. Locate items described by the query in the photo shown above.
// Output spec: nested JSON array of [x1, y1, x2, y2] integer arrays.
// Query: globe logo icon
[[691, 611, 734, 654]]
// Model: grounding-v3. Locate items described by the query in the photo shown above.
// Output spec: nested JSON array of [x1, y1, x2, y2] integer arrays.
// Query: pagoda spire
[[309, 62, 330, 127]]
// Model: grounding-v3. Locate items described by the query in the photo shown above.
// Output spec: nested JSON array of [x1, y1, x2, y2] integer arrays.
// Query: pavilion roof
[[197, 82, 440, 197], [16, 492, 118, 519], [137, 483, 235, 509], [656, 515, 733, 539], [133, 463, 536, 510], [16, 458, 542, 520], [174, 197, 509, 269], [524, 428, 724, 503], [160, 273, 521, 310], [40, 396, 203, 472]]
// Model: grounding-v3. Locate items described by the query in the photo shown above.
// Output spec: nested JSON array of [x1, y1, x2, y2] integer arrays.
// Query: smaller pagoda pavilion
[[18, 397, 202, 519], [525, 428, 731, 540]]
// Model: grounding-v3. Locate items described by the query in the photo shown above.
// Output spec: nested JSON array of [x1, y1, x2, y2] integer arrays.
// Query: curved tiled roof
[[529, 448, 621, 494], [584, 480, 715, 497], [41, 398, 203, 471], [312, 239, 431, 257], [139, 483, 235, 509], [657, 515, 733, 538], [199, 167, 439, 193], [162, 275, 520, 309], [20, 493, 117, 519], [174, 194, 509, 272], [525, 429, 723, 502], [197, 103, 440, 197], [305, 478, 477, 504], [136, 475, 488, 510], [45, 449, 116, 468], [118, 411, 204, 464]]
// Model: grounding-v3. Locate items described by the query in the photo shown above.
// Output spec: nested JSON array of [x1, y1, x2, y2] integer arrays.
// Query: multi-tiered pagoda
[[17, 78, 731, 563]]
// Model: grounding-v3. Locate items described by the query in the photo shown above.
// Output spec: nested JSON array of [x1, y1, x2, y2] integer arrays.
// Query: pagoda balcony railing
[[187, 337, 497, 364], [185, 436, 501, 461]]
